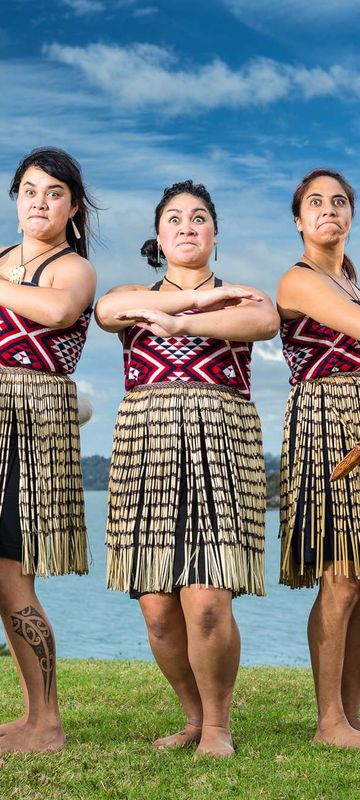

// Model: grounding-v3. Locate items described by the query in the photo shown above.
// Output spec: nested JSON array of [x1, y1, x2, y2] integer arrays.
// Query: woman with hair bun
[[0, 147, 96, 752], [278, 168, 360, 748], [96, 180, 279, 757]]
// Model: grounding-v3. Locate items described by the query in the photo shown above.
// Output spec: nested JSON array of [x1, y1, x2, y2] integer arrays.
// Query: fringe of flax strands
[[0, 367, 87, 577], [107, 382, 266, 596], [280, 373, 360, 588]]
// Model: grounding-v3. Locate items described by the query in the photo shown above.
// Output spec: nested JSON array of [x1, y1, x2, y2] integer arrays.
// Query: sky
[[1, 0, 360, 456]]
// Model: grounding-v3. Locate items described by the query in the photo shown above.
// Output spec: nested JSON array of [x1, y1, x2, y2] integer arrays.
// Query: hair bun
[[141, 238, 165, 270]]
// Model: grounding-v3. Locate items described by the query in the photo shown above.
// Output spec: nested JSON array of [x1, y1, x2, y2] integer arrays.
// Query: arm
[[277, 267, 360, 339], [116, 292, 279, 342], [95, 284, 262, 333], [95, 285, 197, 332], [0, 254, 96, 329], [176, 296, 279, 341]]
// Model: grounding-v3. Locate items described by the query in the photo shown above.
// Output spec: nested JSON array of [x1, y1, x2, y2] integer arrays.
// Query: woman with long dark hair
[[278, 168, 360, 748], [0, 147, 96, 752], [96, 180, 279, 756]]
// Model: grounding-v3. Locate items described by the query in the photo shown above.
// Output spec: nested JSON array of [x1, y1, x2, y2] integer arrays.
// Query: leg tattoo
[[11, 606, 55, 703]]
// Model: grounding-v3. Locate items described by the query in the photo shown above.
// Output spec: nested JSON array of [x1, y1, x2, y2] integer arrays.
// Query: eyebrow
[[165, 206, 209, 213], [306, 192, 348, 200], [23, 180, 65, 189]]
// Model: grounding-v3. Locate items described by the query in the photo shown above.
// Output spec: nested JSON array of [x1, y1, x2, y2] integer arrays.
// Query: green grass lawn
[[0, 660, 359, 800]]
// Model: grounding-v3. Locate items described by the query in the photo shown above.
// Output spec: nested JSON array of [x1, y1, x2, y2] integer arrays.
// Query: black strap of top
[[151, 276, 222, 291], [31, 247, 73, 285], [0, 245, 73, 286], [0, 245, 17, 260], [294, 261, 315, 271], [151, 279, 164, 291]]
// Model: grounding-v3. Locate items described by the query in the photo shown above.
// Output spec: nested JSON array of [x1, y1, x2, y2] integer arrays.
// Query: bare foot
[[195, 724, 235, 758], [314, 721, 360, 749], [0, 723, 66, 753], [153, 722, 202, 749], [0, 715, 28, 737]]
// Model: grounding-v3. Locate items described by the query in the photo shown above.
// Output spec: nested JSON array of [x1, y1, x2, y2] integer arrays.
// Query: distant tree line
[[264, 452, 280, 508], [81, 455, 110, 490], [81, 453, 281, 507]]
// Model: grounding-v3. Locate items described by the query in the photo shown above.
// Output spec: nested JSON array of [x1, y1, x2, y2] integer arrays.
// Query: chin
[[320, 232, 342, 245], [26, 225, 50, 237]]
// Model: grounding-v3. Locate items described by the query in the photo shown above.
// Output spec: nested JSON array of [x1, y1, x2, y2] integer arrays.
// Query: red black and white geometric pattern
[[0, 306, 92, 374], [281, 314, 360, 385], [123, 313, 253, 398]]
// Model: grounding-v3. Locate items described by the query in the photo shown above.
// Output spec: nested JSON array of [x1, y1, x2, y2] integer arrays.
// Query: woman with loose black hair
[[278, 167, 360, 748], [0, 146, 96, 752], [291, 167, 356, 281], [9, 146, 98, 259], [96, 179, 278, 756]]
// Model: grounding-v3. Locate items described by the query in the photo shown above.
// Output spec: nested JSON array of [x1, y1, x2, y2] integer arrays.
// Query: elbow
[[266, 312, 280, 339], [94, 299, 114, 332], [51, 310, 79, 329], [50, 301, 83, 329], [257, 311, 280, 341]]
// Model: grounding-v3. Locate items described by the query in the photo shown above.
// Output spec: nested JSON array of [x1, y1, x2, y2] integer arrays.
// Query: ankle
[[26, 714, 62, 730], [202, 723, 230, 732], [186, 719, 202, 729], [317, 712, 349, 731]]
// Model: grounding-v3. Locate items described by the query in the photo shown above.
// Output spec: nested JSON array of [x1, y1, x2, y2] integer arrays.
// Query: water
[[1, 493, 317, 666]]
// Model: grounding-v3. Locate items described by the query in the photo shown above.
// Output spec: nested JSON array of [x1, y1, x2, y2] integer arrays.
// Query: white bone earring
[[17, 222, 22, 235], [71, 218, 81, 240]]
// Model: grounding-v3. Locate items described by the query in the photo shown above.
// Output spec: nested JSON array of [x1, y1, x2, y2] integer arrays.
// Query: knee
[[191, 604, 225, 638], [144, 613, 174, 642], [322, 578, 360, 612], [338, 584, 360, 611]]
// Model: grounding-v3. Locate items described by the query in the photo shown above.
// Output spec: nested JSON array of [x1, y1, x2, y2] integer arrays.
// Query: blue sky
[[1, 0, 360, 456]]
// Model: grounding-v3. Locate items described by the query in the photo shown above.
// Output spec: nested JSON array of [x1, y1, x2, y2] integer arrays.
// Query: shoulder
[[50, 252, 96, 293], [53, 251, 95, 276], [106, 283, 152, 295], [278, 265, 324, 295]]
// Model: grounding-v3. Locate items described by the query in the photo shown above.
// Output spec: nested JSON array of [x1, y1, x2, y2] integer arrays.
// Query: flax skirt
[[0, 367, 88, 577], [106, 382, 266, 597], [280, 373, 360, 589]]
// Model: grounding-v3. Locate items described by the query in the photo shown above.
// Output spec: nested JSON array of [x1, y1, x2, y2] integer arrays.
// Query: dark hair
[[292, 168, 356, 282], [141, 179, 218, 270], [10, 146, 99, 260]]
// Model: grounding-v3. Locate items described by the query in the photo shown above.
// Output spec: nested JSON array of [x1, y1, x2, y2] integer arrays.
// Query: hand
[[114, 309, 182, 337], [194, 286, 263, 312]]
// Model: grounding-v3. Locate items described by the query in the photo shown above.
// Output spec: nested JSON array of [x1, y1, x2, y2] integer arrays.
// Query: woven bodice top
[[280, 262, 360, 385], [123, 278, 253, 398], [0, 245, 92, 374]]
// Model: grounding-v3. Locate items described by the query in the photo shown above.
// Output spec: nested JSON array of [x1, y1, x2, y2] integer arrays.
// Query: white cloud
[[254, 341, 283, 362], [62, 0, 105, 14], [44, 43, 360, 116], [75, 378, 97, 396], [133, 6, 158, 17], [222, 0, 360, 31]]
